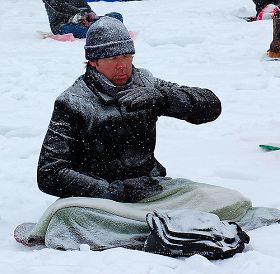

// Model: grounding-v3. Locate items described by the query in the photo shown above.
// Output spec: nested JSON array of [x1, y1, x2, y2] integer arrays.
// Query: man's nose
[[115, 57, 127, 69]]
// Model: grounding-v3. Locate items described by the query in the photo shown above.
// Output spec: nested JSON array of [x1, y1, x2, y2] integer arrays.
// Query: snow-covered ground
[[1, 0, 280, 273]]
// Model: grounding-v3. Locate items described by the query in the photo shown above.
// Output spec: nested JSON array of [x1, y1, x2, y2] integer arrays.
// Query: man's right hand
[[117, 87, 166, 112]]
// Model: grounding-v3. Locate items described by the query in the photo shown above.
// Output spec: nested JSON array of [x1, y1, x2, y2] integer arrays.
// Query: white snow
[[1, 0, 280, 273]]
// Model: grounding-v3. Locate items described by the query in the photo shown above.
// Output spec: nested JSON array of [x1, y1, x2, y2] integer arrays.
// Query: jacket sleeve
[[37, 96, 110, 198], [42, 0, 92, 16], [154, 78, 222, 124]]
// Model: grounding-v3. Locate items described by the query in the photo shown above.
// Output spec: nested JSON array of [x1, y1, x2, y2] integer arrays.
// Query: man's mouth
[[115, 75, 128, 82]]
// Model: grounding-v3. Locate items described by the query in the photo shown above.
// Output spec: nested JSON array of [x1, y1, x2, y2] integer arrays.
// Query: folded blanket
[[24, 178, 254, 251]]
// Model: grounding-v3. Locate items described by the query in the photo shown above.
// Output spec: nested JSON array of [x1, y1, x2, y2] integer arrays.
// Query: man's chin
[[113, 77, 129, 86]]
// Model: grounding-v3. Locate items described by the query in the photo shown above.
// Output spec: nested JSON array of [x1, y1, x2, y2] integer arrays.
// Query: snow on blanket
[[21, 177, 253, 250]]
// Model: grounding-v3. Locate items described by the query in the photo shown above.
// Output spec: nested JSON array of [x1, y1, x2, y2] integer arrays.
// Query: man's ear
[[89, 60, 97, 67]]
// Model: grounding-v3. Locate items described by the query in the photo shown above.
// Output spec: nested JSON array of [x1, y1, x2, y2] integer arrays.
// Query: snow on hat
[[84, 16, 135, 60]]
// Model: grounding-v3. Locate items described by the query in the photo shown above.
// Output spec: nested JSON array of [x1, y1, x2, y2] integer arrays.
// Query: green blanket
[[28, 178, 253, 250]]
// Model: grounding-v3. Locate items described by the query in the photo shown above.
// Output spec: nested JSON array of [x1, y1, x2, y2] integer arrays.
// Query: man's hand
[[81, 11, 97, 27], [70, 11, 97, 27], [108, 180, 125, 202], [122, 176, 163, 203], [69, 12, 84, 24], [117, 87, 166, 112], [107, 177, 163, 202]]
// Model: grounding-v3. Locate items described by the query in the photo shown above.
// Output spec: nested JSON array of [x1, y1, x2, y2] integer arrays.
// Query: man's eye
[[123, 54, 133, 59], [103, 57, 115, 63]]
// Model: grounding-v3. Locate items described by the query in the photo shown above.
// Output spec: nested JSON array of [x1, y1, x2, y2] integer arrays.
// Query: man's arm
[[117, 77, 221, 125], [154, 78, 222, 124], [37, 97, 112, 198], [42, 0, 92, 16]]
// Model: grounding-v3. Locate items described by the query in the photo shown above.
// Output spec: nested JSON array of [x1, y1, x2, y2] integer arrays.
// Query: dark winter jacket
[[37, 65, 221, 198], [253, 0, 280, 15], [42, 0, 92, 34]]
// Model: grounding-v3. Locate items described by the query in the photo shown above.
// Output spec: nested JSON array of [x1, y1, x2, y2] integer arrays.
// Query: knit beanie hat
[[84, 16, 135, 60]]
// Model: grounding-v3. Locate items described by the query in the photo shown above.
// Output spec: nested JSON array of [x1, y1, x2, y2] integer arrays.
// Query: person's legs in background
[[59, 23, 88, 39], [58, 12, 123, 39]]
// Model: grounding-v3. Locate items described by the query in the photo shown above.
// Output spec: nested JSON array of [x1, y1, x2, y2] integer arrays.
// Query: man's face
[[89, 54, 133, 86]]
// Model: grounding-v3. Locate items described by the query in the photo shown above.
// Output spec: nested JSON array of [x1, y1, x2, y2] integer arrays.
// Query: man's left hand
[[117, 87, 166, 112], [122, 176, 163, 202]]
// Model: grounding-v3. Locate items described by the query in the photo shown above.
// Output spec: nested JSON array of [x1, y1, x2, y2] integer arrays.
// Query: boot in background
[[267, 10, 280, 58]]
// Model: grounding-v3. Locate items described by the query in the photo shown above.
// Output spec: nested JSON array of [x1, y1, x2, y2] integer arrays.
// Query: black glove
[[108, 180, 125, 202], [117, 87, 166, 112], [122, 176, 163, 203]]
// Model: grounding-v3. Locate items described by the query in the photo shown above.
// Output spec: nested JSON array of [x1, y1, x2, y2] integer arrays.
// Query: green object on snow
[[259, 144, 280, 151]]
